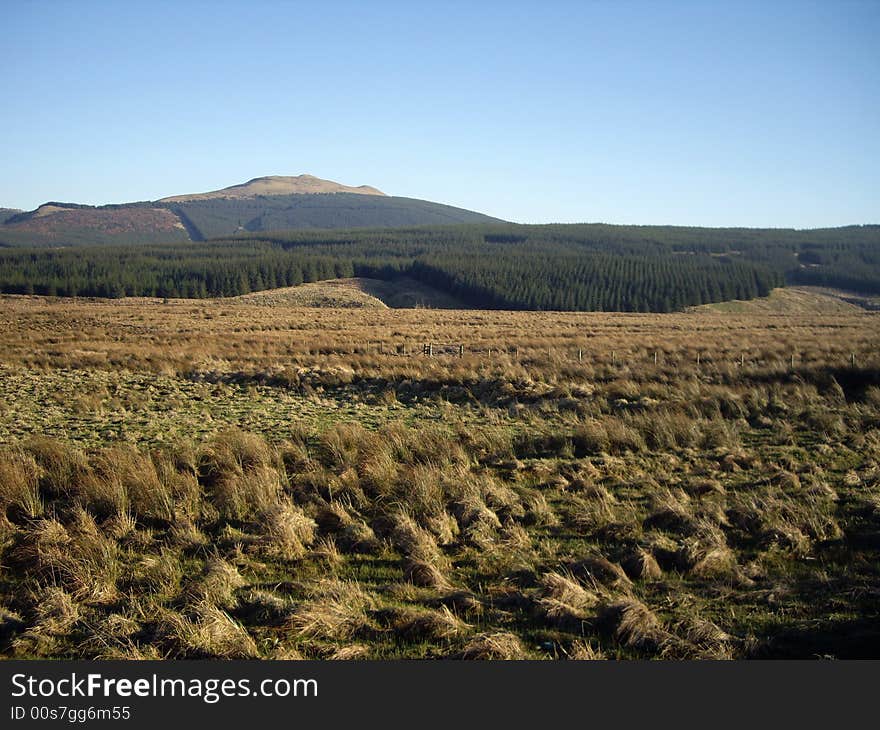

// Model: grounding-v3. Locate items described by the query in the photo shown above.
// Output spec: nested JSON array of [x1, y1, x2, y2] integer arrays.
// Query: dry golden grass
[[459, 631, 527, 660], [0, 294, 875, 382], [288, 579, 378, 642], [0, 294, 878, 661], [234, 279, 388, 309]]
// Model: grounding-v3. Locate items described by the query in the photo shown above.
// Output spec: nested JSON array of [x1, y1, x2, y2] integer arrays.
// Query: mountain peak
[[158, 174, 386, 203]]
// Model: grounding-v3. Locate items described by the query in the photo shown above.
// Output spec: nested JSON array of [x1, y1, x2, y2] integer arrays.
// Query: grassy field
[[0, 291, 878, 659]]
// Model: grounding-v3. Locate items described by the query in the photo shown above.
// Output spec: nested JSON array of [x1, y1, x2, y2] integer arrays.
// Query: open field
[[1, 293, 879, 659]]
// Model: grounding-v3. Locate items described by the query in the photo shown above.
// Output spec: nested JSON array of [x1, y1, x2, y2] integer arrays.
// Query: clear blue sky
[[2, 0, 878, 227]]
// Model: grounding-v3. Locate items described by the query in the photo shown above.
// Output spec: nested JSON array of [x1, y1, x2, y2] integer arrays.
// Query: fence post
[[458, 344, 464, 358], [429, 343, 434, 357], [578, 348, 583, 362], [697, 352, 701, 366], [740, 352, 745, 367], [653, 351, 658, 365], [851, 352, 856, 367]]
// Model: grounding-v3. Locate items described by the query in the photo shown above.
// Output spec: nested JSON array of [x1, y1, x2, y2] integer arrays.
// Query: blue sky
[[2, 0, 878, 227]]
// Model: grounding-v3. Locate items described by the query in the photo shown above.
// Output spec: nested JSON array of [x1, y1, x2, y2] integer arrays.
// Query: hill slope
[[689, 287, 865, 314], [168, 193, 500, 239], [0, 204, 191, 246], [232, 278, 389, 308], [0, 175, 501, 246], [159, 174, 385, 202]]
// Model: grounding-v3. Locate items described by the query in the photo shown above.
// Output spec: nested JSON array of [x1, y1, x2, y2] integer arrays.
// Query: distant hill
[[0, 203, 191, 246], [0, 174, 501, 246], [168, 193, 501, 239], [159, 174, 386, 202]]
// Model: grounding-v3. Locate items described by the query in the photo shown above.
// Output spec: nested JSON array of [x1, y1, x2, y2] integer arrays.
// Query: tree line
[[0, 221, 874, 310]]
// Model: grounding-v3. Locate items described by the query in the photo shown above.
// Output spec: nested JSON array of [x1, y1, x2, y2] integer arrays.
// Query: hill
[[0, 203, 191, 246], [233, 276, 468, 309], [689, 287, 865, 314], [232, 278, 389, 309], [0, 174, 500, 246], [166, 193, 500, 239], [159, 174, 385, 202]]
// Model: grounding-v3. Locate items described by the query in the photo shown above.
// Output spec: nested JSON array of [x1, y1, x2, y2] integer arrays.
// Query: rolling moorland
[[0, 289, 878, 660], [0, 177, 878, 660]]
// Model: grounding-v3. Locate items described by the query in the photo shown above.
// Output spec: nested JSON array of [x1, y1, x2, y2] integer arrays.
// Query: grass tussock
[[0, 449, 43, 524], [459, 631, 527, 660], [383, 605, 470, 641], [187, 556, 246, 609], [599, 599, 667, 650], [288, 579, 378, 641], [156, 603, 259, 659], [0, 300, 878, 659]]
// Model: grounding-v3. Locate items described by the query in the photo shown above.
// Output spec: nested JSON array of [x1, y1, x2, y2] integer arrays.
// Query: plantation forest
[[1, 222, 878, 311]]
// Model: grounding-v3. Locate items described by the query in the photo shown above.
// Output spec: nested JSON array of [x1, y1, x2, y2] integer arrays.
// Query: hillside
[[159, 174, 385, 202], [1, 205, 878, 312], [233, 278, 389, 309], [0, 174, 500, 246], [3, 221, 879, 311], [0, 204, 191, 246], [690, 287, 865, 314], [232, 277, 469, 309], [0, 225, 783, 309], [167, 193, 500, 239]]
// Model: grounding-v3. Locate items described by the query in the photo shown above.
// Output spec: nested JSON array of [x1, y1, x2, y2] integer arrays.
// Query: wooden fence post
[[578, 348, 583, 362], [458, 344, 464, 358], [653, 351, 658, 365]]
